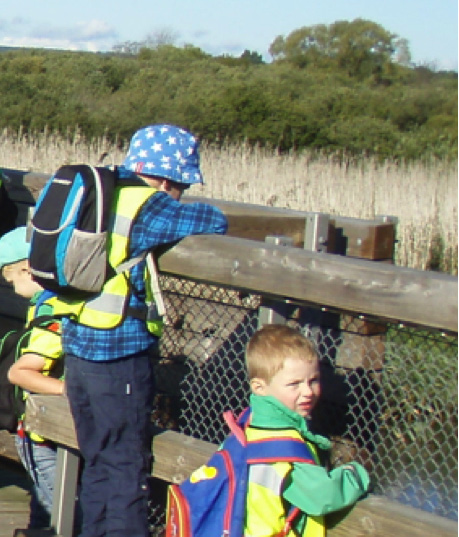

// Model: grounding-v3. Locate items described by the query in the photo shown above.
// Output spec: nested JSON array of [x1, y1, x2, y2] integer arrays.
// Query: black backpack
[[29, 164, 116, 296], [0, 315, 62, 432]]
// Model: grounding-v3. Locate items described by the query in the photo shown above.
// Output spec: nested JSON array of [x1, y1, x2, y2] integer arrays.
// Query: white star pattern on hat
[[122, 124, 203, 184]]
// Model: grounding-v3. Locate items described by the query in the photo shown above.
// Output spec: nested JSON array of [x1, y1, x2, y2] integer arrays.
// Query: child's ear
[[2, 265, 13, 282], [250, 377, 267, 395], [161, 179, 172, 193]]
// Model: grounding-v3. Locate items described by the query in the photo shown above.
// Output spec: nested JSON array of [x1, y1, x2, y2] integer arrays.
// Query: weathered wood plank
[[24, 395, 217, 481], [152, 428, 217, 484], [326, 494, 458, 537], [185, 196, 397, 259], [23, 395, 458, 537], [0, 430, 20, 462], [25, 396, 77, 450], [1, 174, 397, 260], [157, 235, 458, 332]]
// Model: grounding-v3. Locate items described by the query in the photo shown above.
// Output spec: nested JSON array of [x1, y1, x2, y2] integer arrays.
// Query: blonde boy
[[244, 324, 370, 537]]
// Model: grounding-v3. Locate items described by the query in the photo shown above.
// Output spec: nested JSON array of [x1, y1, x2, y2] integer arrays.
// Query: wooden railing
[[0, 167, 457, 536], [1, 167, 456, 333], [22, 394, 458, 537]]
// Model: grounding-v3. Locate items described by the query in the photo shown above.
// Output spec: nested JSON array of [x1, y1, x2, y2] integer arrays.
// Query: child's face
[[254, 356, 321, 418], [2, 259, 42, 298]]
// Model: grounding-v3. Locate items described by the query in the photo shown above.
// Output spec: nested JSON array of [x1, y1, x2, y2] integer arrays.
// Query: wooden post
[[323, 215, 398, 468], [51, 447, 80, 537], [257, 236, 292, 328]]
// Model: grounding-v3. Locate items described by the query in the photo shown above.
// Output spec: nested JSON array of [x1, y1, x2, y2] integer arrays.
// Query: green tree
[[240, 50, 264, 65], [269, 19, 399, 79]]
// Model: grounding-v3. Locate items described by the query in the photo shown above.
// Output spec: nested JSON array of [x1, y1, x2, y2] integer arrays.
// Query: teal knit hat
[[0, 227, 30, 269]]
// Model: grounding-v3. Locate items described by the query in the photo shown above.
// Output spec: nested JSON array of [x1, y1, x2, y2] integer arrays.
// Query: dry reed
[[0, 129, 457, 274]]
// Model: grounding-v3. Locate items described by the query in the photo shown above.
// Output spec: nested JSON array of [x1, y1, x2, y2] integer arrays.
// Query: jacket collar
[[249, 394, 331, 450]]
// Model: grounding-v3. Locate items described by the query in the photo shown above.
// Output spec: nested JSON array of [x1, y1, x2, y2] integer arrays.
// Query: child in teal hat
[[0, 226, 66, 529], [0, 227, 42, 298]]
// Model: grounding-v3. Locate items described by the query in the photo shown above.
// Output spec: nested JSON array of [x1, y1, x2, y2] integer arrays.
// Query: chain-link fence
[[148, 275, 458, 531]]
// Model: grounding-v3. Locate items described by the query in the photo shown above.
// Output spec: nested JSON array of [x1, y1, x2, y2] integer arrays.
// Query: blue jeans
[[65, 350, 155, 537], [15, 433, 56, 528]]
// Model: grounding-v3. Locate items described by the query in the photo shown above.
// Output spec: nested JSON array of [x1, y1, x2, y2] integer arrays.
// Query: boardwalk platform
[[0, 457, 31, 537]]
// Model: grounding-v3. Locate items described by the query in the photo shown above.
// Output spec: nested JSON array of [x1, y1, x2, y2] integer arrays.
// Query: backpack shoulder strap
[[27, 314, 57, 329], [246, 435, 316, 464], [224, 407, 316, 464], [33, 289, 56, 317]]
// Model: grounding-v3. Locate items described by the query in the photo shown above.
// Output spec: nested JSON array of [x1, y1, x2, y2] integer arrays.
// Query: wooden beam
[[24, 395, 216, 481], [326, 494, 458, 537], [185, 197, 397, 259], [157, 235, 458, 333], [1, 170, 456, 331], [2, 175, 397, 260], [0, 430, 20, 463], [23, 395, 458, 537]]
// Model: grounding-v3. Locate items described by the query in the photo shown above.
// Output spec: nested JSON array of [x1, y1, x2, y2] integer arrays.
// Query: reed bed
[[0, 128, 457, 274]]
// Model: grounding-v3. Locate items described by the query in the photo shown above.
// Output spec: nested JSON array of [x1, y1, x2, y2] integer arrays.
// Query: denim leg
[[66, 351, 155, 537], [15, 434, 56, 528]]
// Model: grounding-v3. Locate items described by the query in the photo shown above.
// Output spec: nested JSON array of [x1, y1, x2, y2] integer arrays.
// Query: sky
[[0, 0, 457, 71]]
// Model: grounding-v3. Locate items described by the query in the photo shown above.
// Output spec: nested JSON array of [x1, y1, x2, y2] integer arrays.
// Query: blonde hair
[[245, 324, 317, 382]]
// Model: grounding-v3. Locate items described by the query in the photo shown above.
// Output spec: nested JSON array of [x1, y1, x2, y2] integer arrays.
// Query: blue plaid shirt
[[62, 191, 227, 361]]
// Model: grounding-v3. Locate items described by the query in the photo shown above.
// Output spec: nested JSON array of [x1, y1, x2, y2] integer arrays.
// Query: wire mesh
[[148, 275, 458, 532]]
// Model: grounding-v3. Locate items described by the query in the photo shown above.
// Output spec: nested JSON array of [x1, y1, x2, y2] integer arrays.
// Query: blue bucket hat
[[121, 124, 204, 185], [0, 226, 30, 269]]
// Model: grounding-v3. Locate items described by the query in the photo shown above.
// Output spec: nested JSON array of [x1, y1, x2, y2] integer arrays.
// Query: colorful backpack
[[165, 408, 315, 537]]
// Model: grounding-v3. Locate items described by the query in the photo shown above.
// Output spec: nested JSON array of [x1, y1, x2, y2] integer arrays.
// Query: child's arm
[[8, 353, 64, 395], [283, 461, 370, 516]]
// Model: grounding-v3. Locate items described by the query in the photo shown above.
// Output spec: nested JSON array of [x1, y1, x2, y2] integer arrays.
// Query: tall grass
[[1, 128, 457, 274]]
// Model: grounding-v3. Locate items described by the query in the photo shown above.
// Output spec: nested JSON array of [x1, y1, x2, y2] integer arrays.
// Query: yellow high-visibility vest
[[244, 427, 325, 537], [54, 185, 163, 336]]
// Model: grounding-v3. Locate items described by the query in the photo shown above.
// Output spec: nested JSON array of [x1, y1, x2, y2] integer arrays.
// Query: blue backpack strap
[[246, 435, 316, 464], [228, 407, 316, 464], [34, 289, 56, 317]]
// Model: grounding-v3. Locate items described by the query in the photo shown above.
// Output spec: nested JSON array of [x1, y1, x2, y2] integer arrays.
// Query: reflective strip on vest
[[250, 464, 284, 494], [111, 212, 133, 240]]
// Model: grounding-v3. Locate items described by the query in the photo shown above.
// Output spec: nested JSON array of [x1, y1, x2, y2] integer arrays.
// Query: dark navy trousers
[[66, 350, 155, 537]]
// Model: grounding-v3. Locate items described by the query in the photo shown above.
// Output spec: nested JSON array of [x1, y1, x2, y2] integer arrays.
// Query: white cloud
[[0, 19, 118, 52]]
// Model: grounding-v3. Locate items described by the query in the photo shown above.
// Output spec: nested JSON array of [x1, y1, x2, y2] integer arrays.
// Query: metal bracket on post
[[258, 236, 293, 329], [375, 214, 399, 226], [51, 446, 80, 537], [304, 213, 330, 252], [375, 214, 399, 263]]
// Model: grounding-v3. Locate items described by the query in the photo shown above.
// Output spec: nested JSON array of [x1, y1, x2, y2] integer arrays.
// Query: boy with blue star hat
[[63, 124, 228, 537]]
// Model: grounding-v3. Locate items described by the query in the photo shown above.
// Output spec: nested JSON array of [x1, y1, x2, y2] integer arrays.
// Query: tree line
[[0, 19, 456, 161]]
